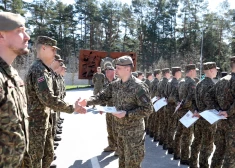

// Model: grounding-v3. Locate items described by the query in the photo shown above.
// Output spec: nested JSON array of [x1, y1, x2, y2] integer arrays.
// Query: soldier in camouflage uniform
[[164, 67, 182, 154], [25, 36, 86, 168], [205, 56, 235, 168], [137, 71, 144, 81], [144, 72, 153, 134], [84, 56, 153, 168], [92, 67, 105, 95], [102, 66, 119, 155], [189, 62, 218, 168], [155, 68, 171, 145], [173, 64, 197, 165], [0, 12, 32, 168], [148, 69, 162, 139]]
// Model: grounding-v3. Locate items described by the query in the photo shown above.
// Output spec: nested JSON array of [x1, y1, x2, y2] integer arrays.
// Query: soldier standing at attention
[[149, 69, 162, 139], [82, 56, 153, 168], [164, 67, 182, 154], [102, 66, 119, 155], [0, 11, 32, 167], [205, 56, 235, 168], [92, 66, 105, 95], [155, 68, 171, 146], [144, 72, 153, 134], [25, 36, 86, 168], [174, 64, 197, 165], [189, 62, 217, 168]]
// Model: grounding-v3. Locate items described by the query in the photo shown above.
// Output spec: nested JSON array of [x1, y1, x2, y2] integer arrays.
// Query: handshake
[[74, 98, 87, 114]]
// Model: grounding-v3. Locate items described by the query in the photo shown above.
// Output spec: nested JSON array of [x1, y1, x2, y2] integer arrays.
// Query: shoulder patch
[[37, 76, 48, 91], [38, 76, 45, 83]]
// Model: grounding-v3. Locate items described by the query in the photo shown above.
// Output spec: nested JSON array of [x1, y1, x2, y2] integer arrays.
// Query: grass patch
[[65, 85, 91, 90]]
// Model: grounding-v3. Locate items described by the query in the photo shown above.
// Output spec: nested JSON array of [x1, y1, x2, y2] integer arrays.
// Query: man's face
[[41, 45, 57, 62], [175, 71, 182, 79], [148, 74, 153, 81], [210, 68, 218, 78], [1, 27, 30, 56], [50, 60, 60, 71], [192, 69, 197, 78], [105, 69, 115, 78], [165, 72, 171, 79], [115, 65, 129, 78], [138, 74, 144, 80], [97, 68, 101, 73]]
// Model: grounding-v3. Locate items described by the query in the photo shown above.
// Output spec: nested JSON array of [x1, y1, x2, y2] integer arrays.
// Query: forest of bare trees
[[1, 0, 235, 72]]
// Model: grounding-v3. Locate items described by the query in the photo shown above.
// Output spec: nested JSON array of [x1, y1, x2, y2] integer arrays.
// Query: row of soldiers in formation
[[91, 59, 235, 168], [139, 61, 234, 168], [0, 12, 86, 168]]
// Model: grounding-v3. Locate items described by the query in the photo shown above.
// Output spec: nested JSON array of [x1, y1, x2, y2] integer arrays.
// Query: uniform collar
[[0, 57, 18, 78]]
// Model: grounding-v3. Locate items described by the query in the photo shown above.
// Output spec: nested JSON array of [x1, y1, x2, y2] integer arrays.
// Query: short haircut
[[137, 71, 143, 77]]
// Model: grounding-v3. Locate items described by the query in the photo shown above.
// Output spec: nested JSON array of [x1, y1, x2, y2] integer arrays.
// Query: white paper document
[[199, 109, 227, 125], [179, 111, 199, 128], [151, 96, 159, 103], [153, 97, 167, 112], [174, 100, 183, 113], [96, 106, 121, 113]]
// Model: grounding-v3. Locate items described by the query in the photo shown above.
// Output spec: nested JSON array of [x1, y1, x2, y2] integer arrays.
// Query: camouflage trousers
[[211, 117, 235, 168], [50, 111, 57, 138], [106, 113, 117, 148], [190, 119, 216, 168], [153, 113, 160, 140], [147, 113, 155, 134], [166, 104, 178, 149], [174, 109, 193, 160], [93, 86, 103, 95], [158, 108, 166, 143], [117, 122, 145, 168], [28, 123, 54, 168]]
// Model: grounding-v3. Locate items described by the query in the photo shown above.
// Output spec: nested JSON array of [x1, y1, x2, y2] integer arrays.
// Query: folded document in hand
[[179, 111, 199, 128], [199, 109, 227, 125], [153, 97, 167, 112]]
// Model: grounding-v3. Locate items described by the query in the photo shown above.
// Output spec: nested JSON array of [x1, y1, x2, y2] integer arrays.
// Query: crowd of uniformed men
[[1, 11, 235, 168]]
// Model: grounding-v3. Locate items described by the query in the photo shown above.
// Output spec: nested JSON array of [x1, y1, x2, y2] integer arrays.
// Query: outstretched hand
[[113, 111, 126, 118], [74, 98, 87, 114], [78, 97, 87, 107]]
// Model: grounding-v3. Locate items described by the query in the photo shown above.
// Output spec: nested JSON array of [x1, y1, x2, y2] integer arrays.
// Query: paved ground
[[52, 88, 189, 168]]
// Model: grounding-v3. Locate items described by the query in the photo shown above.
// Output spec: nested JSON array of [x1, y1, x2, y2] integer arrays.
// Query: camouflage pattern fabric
[[205, 73, 235, 168], [92, 73, 105, 95], [174, 76, 196, 161], [144, 78, 151, 132], [164, 77, 180, 149], [87, 75, 153, 168], [0, 57, 32, 168], [150, 78, 159, 98], [144, 79, 151, 89], [156, 77, 169, 143], [190, 77, 216, 168], [25, 59, 74, 168]]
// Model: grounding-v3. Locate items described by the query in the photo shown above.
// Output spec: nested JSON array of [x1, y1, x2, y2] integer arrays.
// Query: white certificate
[[96, 106, 120, 113], [199, 109, 227, 125], [151, 96, 159, 103], [153, 97, 167, 112], [179, 111, 199, 128]]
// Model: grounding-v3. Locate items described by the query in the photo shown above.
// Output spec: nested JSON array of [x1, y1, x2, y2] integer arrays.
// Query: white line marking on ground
[[91, 157, 101, 168]]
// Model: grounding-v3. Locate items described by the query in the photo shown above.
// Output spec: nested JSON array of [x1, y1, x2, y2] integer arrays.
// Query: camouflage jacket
[[87, 75, 153, 126], [156, 77, 168, 98], [205, 73, 235, 117], [178, 76, 197, 111], [102, 77, 118, 106], [25, 59, 74, 128], [150, 78, 159, 98], [165, 77, 180, 105], [92, 73, 105, 88], [0, 57, 29, 166], [195, 77, 215, 112], [144, 79, 151, 89]]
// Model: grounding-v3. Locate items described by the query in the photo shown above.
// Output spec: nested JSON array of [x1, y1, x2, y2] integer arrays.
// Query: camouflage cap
[[230, 56, 235, 63], [185, 64, 198, 71], [203, 62, 217, 70], [105, 65, 115, 70], [171, 67, 183, 74], [0, 12, 25, 31], [115, 56, 134, 67], [154, 69, 161, 74], [162, 68, 170, 74], [132, 72, 138, 77], [55, 54, 64, 62], [36, 36, 60, 50]]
